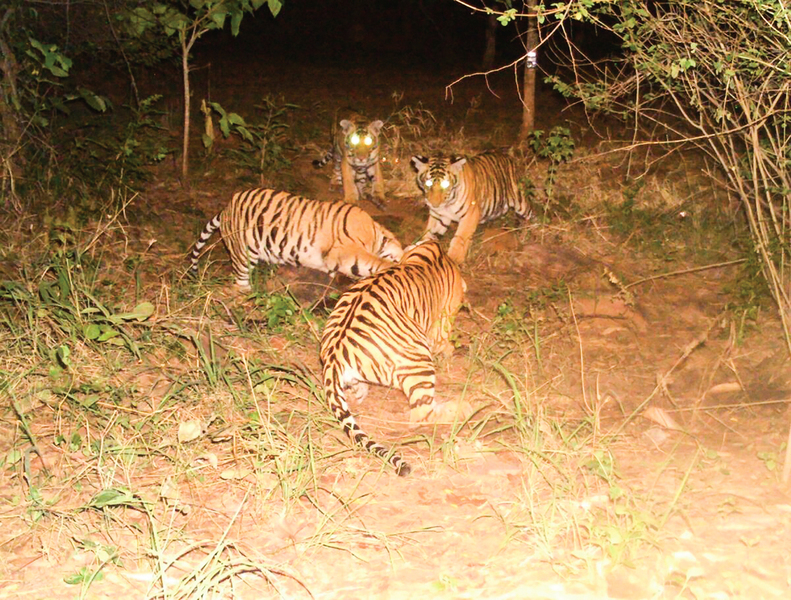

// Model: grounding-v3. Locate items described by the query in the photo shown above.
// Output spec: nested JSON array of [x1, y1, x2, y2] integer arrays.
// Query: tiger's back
[[411, 152, 531, 263], [313, 111, 386, 208], [189, 188, 403, 289], [320, 240, 467, 476]]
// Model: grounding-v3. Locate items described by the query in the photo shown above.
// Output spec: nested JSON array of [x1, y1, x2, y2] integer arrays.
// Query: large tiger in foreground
[[313, 112, 386, 208], [320, 240, 467, 476], [189, 188, 403, 290], [411, 152, 532, 264]]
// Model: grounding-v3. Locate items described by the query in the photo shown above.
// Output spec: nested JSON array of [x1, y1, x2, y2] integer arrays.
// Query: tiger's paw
[[410, 400, 474, 425]]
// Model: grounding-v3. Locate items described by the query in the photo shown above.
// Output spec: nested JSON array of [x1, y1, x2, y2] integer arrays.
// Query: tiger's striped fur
[[320, 240, 466, 476], [189, 188, 403, 290], [411, 152, 531, 263], [313, 112, 386, 209]]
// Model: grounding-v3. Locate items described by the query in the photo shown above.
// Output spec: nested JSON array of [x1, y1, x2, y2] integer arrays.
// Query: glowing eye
[[350, 133, 360, 146], [425, 178, 434, 187], [364, 135, 373, 146], [440, 179, 450, 189]]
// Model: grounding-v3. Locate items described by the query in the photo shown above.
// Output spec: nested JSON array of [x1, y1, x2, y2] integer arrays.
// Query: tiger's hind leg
[[230, 250, 256, 291], [512, 187, 533, 220], [394, 352, 441, 423], [396, 350, 472, 425]]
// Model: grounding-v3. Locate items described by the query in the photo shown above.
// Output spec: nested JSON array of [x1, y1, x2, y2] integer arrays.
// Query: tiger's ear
[[449, 156, 467, 173], [368, 120, 384, 135], [410, 155, 429, 173], [340, 119, 354, 133]]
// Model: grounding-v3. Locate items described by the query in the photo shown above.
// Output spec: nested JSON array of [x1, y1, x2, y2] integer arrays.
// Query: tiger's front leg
[[371, 161, 385, 206], [341, 160, 359, 203], [447, 206, 482, 264], [421, 213, 450, 243]]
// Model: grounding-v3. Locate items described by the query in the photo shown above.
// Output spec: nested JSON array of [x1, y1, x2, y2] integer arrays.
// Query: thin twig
[[624, 259, 746, 289]]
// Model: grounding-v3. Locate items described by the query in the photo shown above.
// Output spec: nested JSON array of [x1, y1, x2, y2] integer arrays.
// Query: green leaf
[[56, 345, 71, 368], [84, 324, 101, 340], [86, 488, 138, 509], [202, 133, 214, 149], [210, 8, 228, 30], [209, 101, 227, 117], [5, 448, 22, 466], [267, 0, 282, 17], [108, 302, 155, 324], [79, 394, 99, 408], [64, 569, 88, 585], [97, 326, 121, 342], [230, 8, 243, 36], [227, 112, 247, 126], [79, 88, 110, 112], [48, 65, 69, 77], [236, 125, 254, 142], [218, 114, 231, 137]]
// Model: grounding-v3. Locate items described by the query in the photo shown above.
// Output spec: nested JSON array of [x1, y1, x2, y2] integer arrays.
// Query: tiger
[[320, 240, 467, 476], [410, 152, 532, 264], [313, 112, 386, 209], [189, 188, 404, 290]]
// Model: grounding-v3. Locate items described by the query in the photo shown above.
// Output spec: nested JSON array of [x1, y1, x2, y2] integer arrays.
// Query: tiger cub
[[320, 240, 467, 476], [189, 188, 403, 290], [410, 152, 532, 264], [313, 112, 386, 208]]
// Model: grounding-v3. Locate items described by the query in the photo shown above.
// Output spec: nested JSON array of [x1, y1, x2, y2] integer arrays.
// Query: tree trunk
[[0, 8, 24, 205], [519, 9, 539, 140], [180, 32, 191, 188], [482, 14, 497, 70]]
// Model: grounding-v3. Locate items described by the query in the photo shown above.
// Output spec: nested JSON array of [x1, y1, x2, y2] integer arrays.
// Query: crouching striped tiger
[[189, 188, 403, 290], [320, 240, 467, 476], [313, 112, 386, 209], [411, 152, 532, 264]]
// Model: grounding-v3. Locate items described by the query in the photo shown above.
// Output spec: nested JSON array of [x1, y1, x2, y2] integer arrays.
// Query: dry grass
[[1, 99, 783, 599]]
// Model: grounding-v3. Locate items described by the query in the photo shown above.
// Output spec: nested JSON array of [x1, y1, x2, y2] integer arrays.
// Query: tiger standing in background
[[313, 112, 386, 209], [320, 240, 467, 476], [410, 152, 532, 263], [189, 188, 403, 290]]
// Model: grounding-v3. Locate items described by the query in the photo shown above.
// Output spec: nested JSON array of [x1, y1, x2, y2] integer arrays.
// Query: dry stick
[[614, 317, 720, 438], [567, 288, 592, 436], [670, 398, 791, 412], [784, 416, 791, 484], [624, 258, 746, 290]]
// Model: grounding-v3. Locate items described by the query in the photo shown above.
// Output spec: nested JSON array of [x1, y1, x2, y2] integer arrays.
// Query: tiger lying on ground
[[320, 240, 467, 476], [313, 112, 386, 209], [189, 188, 403, 290], [410, 152, 532, 264]]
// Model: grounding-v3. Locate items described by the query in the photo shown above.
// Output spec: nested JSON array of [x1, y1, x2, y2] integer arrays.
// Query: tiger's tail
[[324, 368, 411, 476], [312, 149, 333, 169], [189, 214, 222, 274]]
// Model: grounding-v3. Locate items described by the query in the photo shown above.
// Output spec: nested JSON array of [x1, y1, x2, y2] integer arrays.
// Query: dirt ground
[[2, 50, 791, 600]]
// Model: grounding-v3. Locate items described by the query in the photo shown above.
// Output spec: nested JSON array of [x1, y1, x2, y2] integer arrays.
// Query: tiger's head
[[340, 119, 383, 167], [410, 155, 467, 208]]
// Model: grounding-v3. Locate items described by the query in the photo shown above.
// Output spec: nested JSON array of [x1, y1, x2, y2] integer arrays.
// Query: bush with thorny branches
[[535, 0, 791, 351]]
